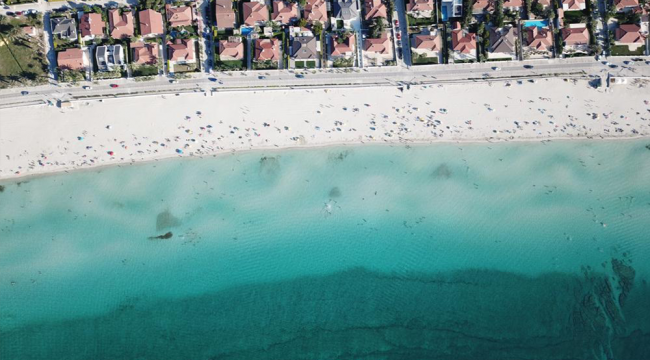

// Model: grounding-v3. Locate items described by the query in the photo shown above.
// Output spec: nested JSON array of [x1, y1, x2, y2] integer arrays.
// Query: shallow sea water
[[1, 140, 649, 359]]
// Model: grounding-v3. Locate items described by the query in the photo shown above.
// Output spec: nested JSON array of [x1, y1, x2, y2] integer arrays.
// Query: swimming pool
[[523, 19, 549, 28]]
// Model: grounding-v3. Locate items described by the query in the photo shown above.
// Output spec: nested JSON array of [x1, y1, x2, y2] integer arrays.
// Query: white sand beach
[[1, 78, 649, 180]]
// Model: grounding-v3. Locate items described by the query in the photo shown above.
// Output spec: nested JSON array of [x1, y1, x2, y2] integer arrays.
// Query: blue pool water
[[1, 140, 649, 359], [524, 19, 550, 28]]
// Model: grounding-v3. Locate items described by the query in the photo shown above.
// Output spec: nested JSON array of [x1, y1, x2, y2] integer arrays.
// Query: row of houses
[[406, 0, 647, 65], [212, 0, 396, 69], [52, 3, 202, 79]]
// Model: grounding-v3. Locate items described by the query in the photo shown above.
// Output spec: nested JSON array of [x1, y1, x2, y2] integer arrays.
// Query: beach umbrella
[[176, 149, 183, 154]]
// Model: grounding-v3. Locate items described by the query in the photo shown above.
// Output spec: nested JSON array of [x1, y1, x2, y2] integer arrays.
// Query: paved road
[[2, 56, 649, 109]]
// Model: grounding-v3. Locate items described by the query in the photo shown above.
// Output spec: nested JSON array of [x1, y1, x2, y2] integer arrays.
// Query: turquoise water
[[524, 19, 550, 29], [1, 140, 650, 359]]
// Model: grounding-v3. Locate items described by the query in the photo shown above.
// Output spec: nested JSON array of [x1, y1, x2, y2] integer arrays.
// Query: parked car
[[21, 91, 29, 95], [169, 79, 178, 84], [396, 32, 401, 40], [83, 86, 92, 90], [15, 11, 23, 16], [394, 19, 399, 27], [609, 64, 618, 68], [6, 11, 14, 16], [110, 84, 119, 88], [208, 77, 217, 82], [295, 74, 304, 78], [523, 65, 534, 69], [258, 76, 266, 80]]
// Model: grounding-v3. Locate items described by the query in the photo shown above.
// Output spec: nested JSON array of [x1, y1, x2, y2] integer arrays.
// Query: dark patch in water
[[431, 164, 452, 179], [329, 187, 342, 198], [612, 258, 636, 307], [327, 150, 352, 162], [148, 232, 173, 240], [0, 185, 4, 193], [645, 144, 650, 151], [156, 210, 181, 231], [2, 264, 648, 360], [259, 156, 281, 181]]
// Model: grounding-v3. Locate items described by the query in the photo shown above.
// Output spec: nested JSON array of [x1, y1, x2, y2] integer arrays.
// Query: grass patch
[[610, 45, 646, 56], [295, 60, 305, 68], [0, 34, 49, 89], [214, 59, 244, 70], [412, 54, 439, 64], [562, 10, 587, 25], [132, 65, 159, 77], [406, 15, 436, 27], [172, 62, 199, 72]]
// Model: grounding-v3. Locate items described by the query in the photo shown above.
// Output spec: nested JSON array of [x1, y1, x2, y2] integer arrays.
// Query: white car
[[83, 86, 92, 90]]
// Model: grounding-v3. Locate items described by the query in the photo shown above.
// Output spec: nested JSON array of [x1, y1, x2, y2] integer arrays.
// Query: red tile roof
[[108, 9, 134, 39], [364, 0, 387, 20], [57, 48, 85, 70], [131, 42, 159, 65], [364, 33, 392, 55], [503, 0, 523, 7], [407, 0, 434, 12], [218, 39, 245, 60], [525, 26, 553, 51], [139, 9, 164, 36], [243, 2, 270, 26], [80, 13, 105, 37], [413, 34, 442, 51], [330, 33, 355, 56], [166, 4, 194, 27], [272, 1, 298, 24], [167, 38, 195, 62], [615, 24, 644, 43], [304, 0, 328, 24], [614, 0, 639, 9], [254, 38, 280, 61], [561, 26, 589, 45], [451, 29, 477, 53], [215, 0, 237, 29], [562, 0, 585, 10]]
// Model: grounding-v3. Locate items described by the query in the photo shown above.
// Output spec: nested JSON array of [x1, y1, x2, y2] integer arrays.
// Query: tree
[[462, 0, 474, 27], [82, 5, 92, 13], [370, 17, 386, 38], [494, 0, 504, 28], [298, 18, 308, 28], [312, 21, 323, 36]]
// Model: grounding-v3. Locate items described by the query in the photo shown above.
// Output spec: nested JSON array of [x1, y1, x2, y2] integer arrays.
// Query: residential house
[[242, 1, 270, 26], [57, 48, 87, 70], [561, 0, 585, 11], [131, 42, 159, 65], [139, 9, 164, 37], [614, 0, 639, 12], [291, 35, 318, 63], [331, 0, 360, 29], [561, 25, 589, 49], [364, 0, 387, 21], [441, 0, 462, 19], [304, 0, 328, 25], [254, 38, 281, 62], [272, 1, 299, 24], [167, 38, 196, 63], [218, 37, 245, 60], [411, 32, 442, 62], [79, 13, 105, 41], [330, 33, 356, 58], [472, 0, 494, 14], [166, 4, 194, 28], [96, 44, 125, 71], [108, 9, 134, 39], [503, 0, 523, 10], [215, 0, 237, 29], [407, 0, 434, 18], [50, 17, 77, 41], [451, 22, 476, 60], [363, 32, 393, 65], [524, 26, 553, 53], [615, 24, 644, 45], [489, 25, 518, 59]]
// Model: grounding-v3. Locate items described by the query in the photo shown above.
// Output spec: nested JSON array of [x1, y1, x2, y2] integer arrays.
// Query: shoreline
[[2, 135, 648, 184], [1, 78, 649, 183]]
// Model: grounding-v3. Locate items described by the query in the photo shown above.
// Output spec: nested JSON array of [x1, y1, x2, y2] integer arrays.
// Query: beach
[[1, 78, 649, 180]]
